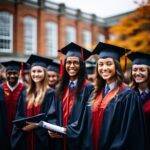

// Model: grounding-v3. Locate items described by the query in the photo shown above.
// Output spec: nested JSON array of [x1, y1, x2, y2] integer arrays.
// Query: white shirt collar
[[106, 81, 117, 91], [7, 81, 19, 92], [138, 88, 150, 94], [69, 79, 78, 87]]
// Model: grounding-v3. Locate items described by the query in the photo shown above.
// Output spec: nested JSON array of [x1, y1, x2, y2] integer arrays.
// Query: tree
[[108, 3, 150, 53]]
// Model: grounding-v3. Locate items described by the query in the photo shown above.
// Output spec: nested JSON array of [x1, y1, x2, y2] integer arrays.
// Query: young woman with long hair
[[128, 52, 150, 148], [11, 55, 57, 150], [55, 42, 94, 150], [89, 42, 147, 150]]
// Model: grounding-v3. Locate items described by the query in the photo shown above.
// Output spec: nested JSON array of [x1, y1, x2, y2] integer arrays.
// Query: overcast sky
[[52, 0, 142, 18]]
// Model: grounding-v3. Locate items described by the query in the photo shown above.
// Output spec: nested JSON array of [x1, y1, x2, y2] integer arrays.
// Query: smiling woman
[[11, 55, 58, 150], [88, 42, 148, 150]]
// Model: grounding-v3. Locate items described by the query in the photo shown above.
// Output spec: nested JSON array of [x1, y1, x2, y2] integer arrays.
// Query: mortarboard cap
[[27, 54, 52, 68], [1, 60, 24, 71], [93, 42, 128, 61], [47, 61, 60, 73], [58, 42, 92, 61], [86, 66, 95, 75], [127, 52, 150, 66], [12, 113, 45, 128]]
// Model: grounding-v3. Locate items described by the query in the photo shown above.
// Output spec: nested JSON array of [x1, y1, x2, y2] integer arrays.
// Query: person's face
[[132, 64, 149, 84], [6, 70, 19, 87], [97, 58, 116, 83], [47, 71, 59, 87], [65, 56, 80, 80], [31, 66, 45, 83]]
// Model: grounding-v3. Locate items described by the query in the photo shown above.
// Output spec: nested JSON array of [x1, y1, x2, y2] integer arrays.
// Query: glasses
[[66, 60, 80, 66]]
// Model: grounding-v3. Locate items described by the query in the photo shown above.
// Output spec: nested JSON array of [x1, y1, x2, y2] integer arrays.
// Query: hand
[[48, 130, 63, 138], [22, 122, 38, 131]]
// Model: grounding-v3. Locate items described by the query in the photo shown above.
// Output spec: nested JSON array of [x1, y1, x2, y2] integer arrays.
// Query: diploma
[[38, 121, 66, 135]]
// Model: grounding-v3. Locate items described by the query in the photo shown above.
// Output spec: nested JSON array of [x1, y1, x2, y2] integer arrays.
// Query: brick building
[[0, 0, 133, 61]]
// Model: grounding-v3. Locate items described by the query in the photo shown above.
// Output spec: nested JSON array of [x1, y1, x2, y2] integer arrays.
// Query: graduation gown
[[0, 82, 24, 149], [0, 87, 9, 149], [134, 88, 150, 148], [91, 84, 147, 150], [11, 89, 58, 150], [57, 81, 94, 150]]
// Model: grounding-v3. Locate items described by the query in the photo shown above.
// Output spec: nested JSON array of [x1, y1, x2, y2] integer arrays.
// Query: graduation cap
[[93, 42, 129, 61], [86, 66, 95, 75], [127, 52, 150, 66], [58, 42, 92, 61], [47, 61, 60, 73], [27, 54, 52, 68], [12, 113, 45, 128], [1, 60, 24, 71]]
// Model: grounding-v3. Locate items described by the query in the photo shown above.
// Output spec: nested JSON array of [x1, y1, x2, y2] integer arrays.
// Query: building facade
[[0, 0, 133, 61]]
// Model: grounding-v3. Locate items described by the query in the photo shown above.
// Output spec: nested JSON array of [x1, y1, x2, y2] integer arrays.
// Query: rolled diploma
[[39, 121, 66, 134]]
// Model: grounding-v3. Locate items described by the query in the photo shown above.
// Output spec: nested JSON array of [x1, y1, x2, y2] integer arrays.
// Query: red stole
[[62, 88, 76, 126], [2, 82, 24, 136], [143, 98, 150, 114], [26, 103, 41, 150], [92, 84, 125, 150]]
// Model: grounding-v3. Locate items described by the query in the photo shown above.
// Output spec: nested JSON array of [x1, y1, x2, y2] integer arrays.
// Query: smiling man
[[0, 61, 25, 149], [55, 42, 94, 150]]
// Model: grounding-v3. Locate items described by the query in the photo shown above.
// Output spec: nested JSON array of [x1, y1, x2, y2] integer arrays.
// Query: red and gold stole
[[92, 84, 125, 150], [2, 82, 24, 136]]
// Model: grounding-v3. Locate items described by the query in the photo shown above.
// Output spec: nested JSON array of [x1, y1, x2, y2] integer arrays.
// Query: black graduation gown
[[57, 82, 94, 150], [11, 89, 58, 150], [98, 88, 147, 150], [0, 87, 9, 149]]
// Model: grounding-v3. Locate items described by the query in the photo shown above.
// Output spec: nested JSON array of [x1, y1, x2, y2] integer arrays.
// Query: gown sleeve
[[100, 89, 148, 150]]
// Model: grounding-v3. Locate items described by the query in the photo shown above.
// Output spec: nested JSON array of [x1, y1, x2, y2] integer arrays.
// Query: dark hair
[[92, 59, 124, 100], [131, 66, 150, 89], [56, 58, 87, 99]]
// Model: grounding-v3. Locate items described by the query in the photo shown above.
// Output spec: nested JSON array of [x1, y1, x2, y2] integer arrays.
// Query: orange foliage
[[108, 5, 150, 54]]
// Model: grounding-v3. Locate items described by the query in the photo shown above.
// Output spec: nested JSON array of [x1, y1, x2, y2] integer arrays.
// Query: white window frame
[[45, 21, 58, 57], [0, 11, 13, 53], [82, 30, 92, 50], [97, 33, 105, 42], [65, 26, 76, 44], [23, 16, 37, 55]]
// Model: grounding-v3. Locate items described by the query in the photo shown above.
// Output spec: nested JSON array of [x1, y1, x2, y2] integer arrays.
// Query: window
[[97, 33, 105, 42], [45, 22, 58, 57], [82, 30, 92, 50], [23, 16, 37, 54], [0, 12, 13, 53], [65, 26, 76, 44]]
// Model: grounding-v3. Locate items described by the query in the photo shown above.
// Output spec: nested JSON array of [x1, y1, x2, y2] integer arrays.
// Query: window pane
[[97, 33, 105, 42], [82, 30, 92, 50], [45, 22, 58, 57], [65, 26, 76, 44], [0, 12, 13, 53], [24, 16, 37, 54]]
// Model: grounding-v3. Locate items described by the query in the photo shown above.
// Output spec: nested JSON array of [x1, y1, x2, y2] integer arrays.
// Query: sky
[[52, 0, 142, 18]]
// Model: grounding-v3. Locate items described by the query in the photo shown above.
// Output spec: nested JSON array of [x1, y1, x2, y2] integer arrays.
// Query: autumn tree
[[108, 2, 150, 53]]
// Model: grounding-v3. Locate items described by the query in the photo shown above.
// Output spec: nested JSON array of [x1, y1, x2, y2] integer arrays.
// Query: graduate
[[86, 61, 96, 84], [90, 42, 147, 150], [55, 42, 94, 150], [11, 55, 58, 150], [127, 52, 150, 147], [0, 61, 25, 149], [47, 61, 60, 89]]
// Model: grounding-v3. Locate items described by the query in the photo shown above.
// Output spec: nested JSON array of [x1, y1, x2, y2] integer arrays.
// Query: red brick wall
[[0, 2, 105, 57]]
